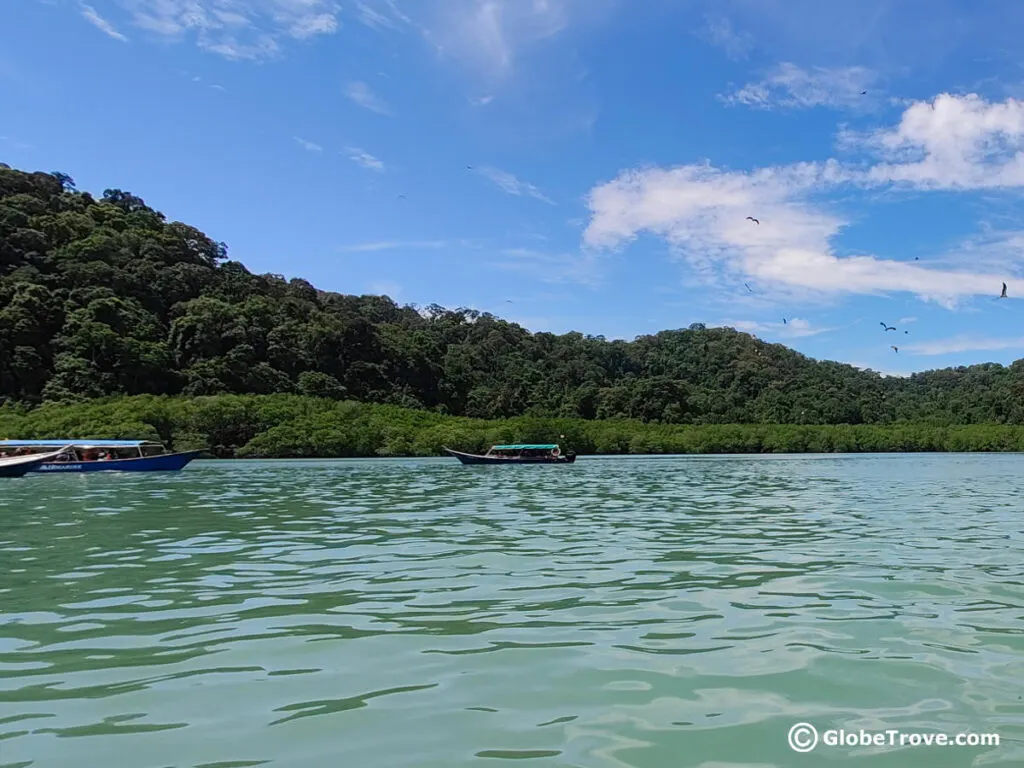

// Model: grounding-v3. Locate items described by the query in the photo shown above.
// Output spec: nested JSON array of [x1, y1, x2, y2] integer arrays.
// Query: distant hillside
[[2, 164, 1023, 425]]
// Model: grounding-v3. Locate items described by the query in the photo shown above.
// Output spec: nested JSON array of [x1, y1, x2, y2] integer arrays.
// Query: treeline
[[3, 164, 1024, 426], [3, 395, 1024, 457]]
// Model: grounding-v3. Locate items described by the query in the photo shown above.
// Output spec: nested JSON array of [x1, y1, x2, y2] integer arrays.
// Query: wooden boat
[[0, 440, 203, 473], [444, 443, 577, 465], [0, 447, 70, 478]]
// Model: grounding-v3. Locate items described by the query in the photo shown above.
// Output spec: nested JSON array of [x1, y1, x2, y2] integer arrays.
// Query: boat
[[0, 440, 203, 473], [0, 447, 70, 478], [443, 443, 577, 465]]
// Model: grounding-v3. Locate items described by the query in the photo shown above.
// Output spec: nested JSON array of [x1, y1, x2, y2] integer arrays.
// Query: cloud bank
[[583, 93, 1024, 307], [116, 0, 340, 59]]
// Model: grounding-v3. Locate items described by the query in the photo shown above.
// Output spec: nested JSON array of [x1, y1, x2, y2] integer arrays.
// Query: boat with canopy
[[0, 440, 202, 473], [443, 443, 576, 465]]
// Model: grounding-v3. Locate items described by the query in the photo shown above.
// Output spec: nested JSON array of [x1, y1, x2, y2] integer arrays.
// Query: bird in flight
[[904, 330, 909, 334], [466, 165, 474, 170], [782, 318, 788, 324], [1000, 282, 1008, 298], [860, 90, 868, 95], [397, 194, 407, 200], [880, 322, 896, 331], [504, 299, 513, 303], [746, 216, 759, 225], [744, 283, 753, 292], [891, 346, 899, 353]]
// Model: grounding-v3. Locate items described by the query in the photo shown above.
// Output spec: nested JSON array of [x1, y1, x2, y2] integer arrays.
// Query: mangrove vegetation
[[3, 395, 1024, 457]]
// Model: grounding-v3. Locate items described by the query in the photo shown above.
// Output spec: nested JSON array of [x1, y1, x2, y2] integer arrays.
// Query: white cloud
[[116, 0, 339, 59], [355, 0, 412, 30], [289, 13, 338, 39], [582, 161, 1008, 305], [860, 93, 1024, 189], [475, 166, 554, 204], [293, 136, 322, 152], [701, 15, 752, 60], [722, 63, 877, 111], [344, 80, 392, 115], [470, 94, 494, 106], [81, 4, 129, 41], [722, 317, 836, 338], [339, 240, 449, 252], [903, 335, 1024, 356], [582, 93, 1024, 307], [422, 0, 589, 79], [898, 316, 917, 324], [343, 146, 386, 172], [583, 161, 851, 296]]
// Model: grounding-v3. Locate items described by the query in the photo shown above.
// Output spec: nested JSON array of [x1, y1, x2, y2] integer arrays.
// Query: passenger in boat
[[551, 447, 560, 458]]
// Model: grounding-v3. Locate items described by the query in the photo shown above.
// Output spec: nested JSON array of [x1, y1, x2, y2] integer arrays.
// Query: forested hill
[[1, 164, 1022, 425]]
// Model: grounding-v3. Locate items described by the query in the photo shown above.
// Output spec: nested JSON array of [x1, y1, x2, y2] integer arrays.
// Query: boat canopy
[[492, 444, 559, 450], [0, 440, 158, 448]]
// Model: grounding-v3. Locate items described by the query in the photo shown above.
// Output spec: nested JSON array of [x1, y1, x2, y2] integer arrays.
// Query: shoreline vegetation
[[4, 395, 1024, 458]]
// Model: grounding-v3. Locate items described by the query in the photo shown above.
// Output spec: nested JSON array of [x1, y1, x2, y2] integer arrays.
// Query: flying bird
[[466, 165, 473, 170], [782, 318, 788, 325], [744, 283, 753, 292], [1000, 282, 1008, 298], [746, 216, 760, 225], [397, 194, 407, 200], [860, 90, 867, 95], [914, 257, 919, 261], [904, 330, 909, 334], [880, 322, 896, 331], [891, 346, 899, 353]]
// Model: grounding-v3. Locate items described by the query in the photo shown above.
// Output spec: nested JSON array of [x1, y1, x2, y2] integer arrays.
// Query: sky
[[4, 0, 1024, 377]]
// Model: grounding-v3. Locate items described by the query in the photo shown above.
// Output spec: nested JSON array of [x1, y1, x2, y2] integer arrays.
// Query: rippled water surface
[[2, 454, 1024, 768]]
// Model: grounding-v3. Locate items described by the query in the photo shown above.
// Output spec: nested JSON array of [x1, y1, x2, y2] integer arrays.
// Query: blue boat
[[0, 440, 202, 473]]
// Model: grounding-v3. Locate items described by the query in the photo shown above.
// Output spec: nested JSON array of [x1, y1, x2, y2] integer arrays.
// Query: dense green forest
[[2, 163, 1024, 431], [4, 395, 1024, 456]]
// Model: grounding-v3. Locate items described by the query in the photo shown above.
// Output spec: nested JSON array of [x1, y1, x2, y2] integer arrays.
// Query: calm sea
[[2, 455, 1023, 767]]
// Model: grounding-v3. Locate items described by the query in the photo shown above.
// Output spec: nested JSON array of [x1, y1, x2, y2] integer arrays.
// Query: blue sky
[[5, 0, 1024, 376]]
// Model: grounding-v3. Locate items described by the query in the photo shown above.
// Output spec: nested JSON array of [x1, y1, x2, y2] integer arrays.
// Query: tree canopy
[[2, 163, 1023, 426]]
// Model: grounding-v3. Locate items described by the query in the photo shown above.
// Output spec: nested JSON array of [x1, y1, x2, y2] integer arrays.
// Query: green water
[[1, 455, 1023, 768]]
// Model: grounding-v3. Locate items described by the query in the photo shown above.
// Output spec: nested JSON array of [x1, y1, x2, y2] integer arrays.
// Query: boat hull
[[0, 450, 63, 478], [444, 448, 577, 465], [30, 450, 203, 473]]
